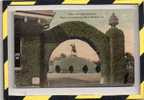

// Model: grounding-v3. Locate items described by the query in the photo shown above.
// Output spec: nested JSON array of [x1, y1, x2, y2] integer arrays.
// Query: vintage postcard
[[7, 5, 140, 95]]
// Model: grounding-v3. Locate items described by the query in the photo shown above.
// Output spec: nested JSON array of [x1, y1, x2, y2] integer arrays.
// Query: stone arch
[[40, 21, 110, 86]]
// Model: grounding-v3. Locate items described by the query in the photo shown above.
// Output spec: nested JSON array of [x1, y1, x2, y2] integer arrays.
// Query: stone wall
[[106, 27, 126, 83], [15, 37, 41, 87]]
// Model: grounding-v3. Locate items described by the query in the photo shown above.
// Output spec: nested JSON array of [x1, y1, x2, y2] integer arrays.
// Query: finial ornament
[[109, 13, 119, 27]]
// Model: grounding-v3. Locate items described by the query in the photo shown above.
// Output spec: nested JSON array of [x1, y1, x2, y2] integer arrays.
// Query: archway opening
[[47, 39, 101, 87], [49, 39, 100, 73]]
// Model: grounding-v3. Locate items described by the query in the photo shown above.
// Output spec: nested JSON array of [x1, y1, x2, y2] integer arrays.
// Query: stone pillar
[[106, 13, 126, 84]]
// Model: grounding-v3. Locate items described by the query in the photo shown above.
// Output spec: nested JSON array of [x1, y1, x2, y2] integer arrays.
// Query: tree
[[125, 53, 134, 66], [82, 65, 88, 73], [69, 65, 74, 73], [95, 62, 101, 73], [124, 52, 134, 83], [55, 65, 61, 73]]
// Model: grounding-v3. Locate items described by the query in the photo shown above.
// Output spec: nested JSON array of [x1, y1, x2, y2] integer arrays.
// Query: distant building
[[49, 55, 100, 73]]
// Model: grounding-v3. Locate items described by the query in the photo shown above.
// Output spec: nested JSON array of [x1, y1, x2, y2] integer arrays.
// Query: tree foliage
[[69, 65, 74, 73], [95, 63, 101, 73], [82, 65, 88, 73], [55, 65, 61, 73]]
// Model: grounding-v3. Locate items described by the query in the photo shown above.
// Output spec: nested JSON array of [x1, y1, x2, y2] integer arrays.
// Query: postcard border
[[2, 0, 144, 100]]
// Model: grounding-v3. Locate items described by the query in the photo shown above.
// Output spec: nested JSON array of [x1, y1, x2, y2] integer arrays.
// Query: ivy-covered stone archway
[[40, 21, 111, 87]]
